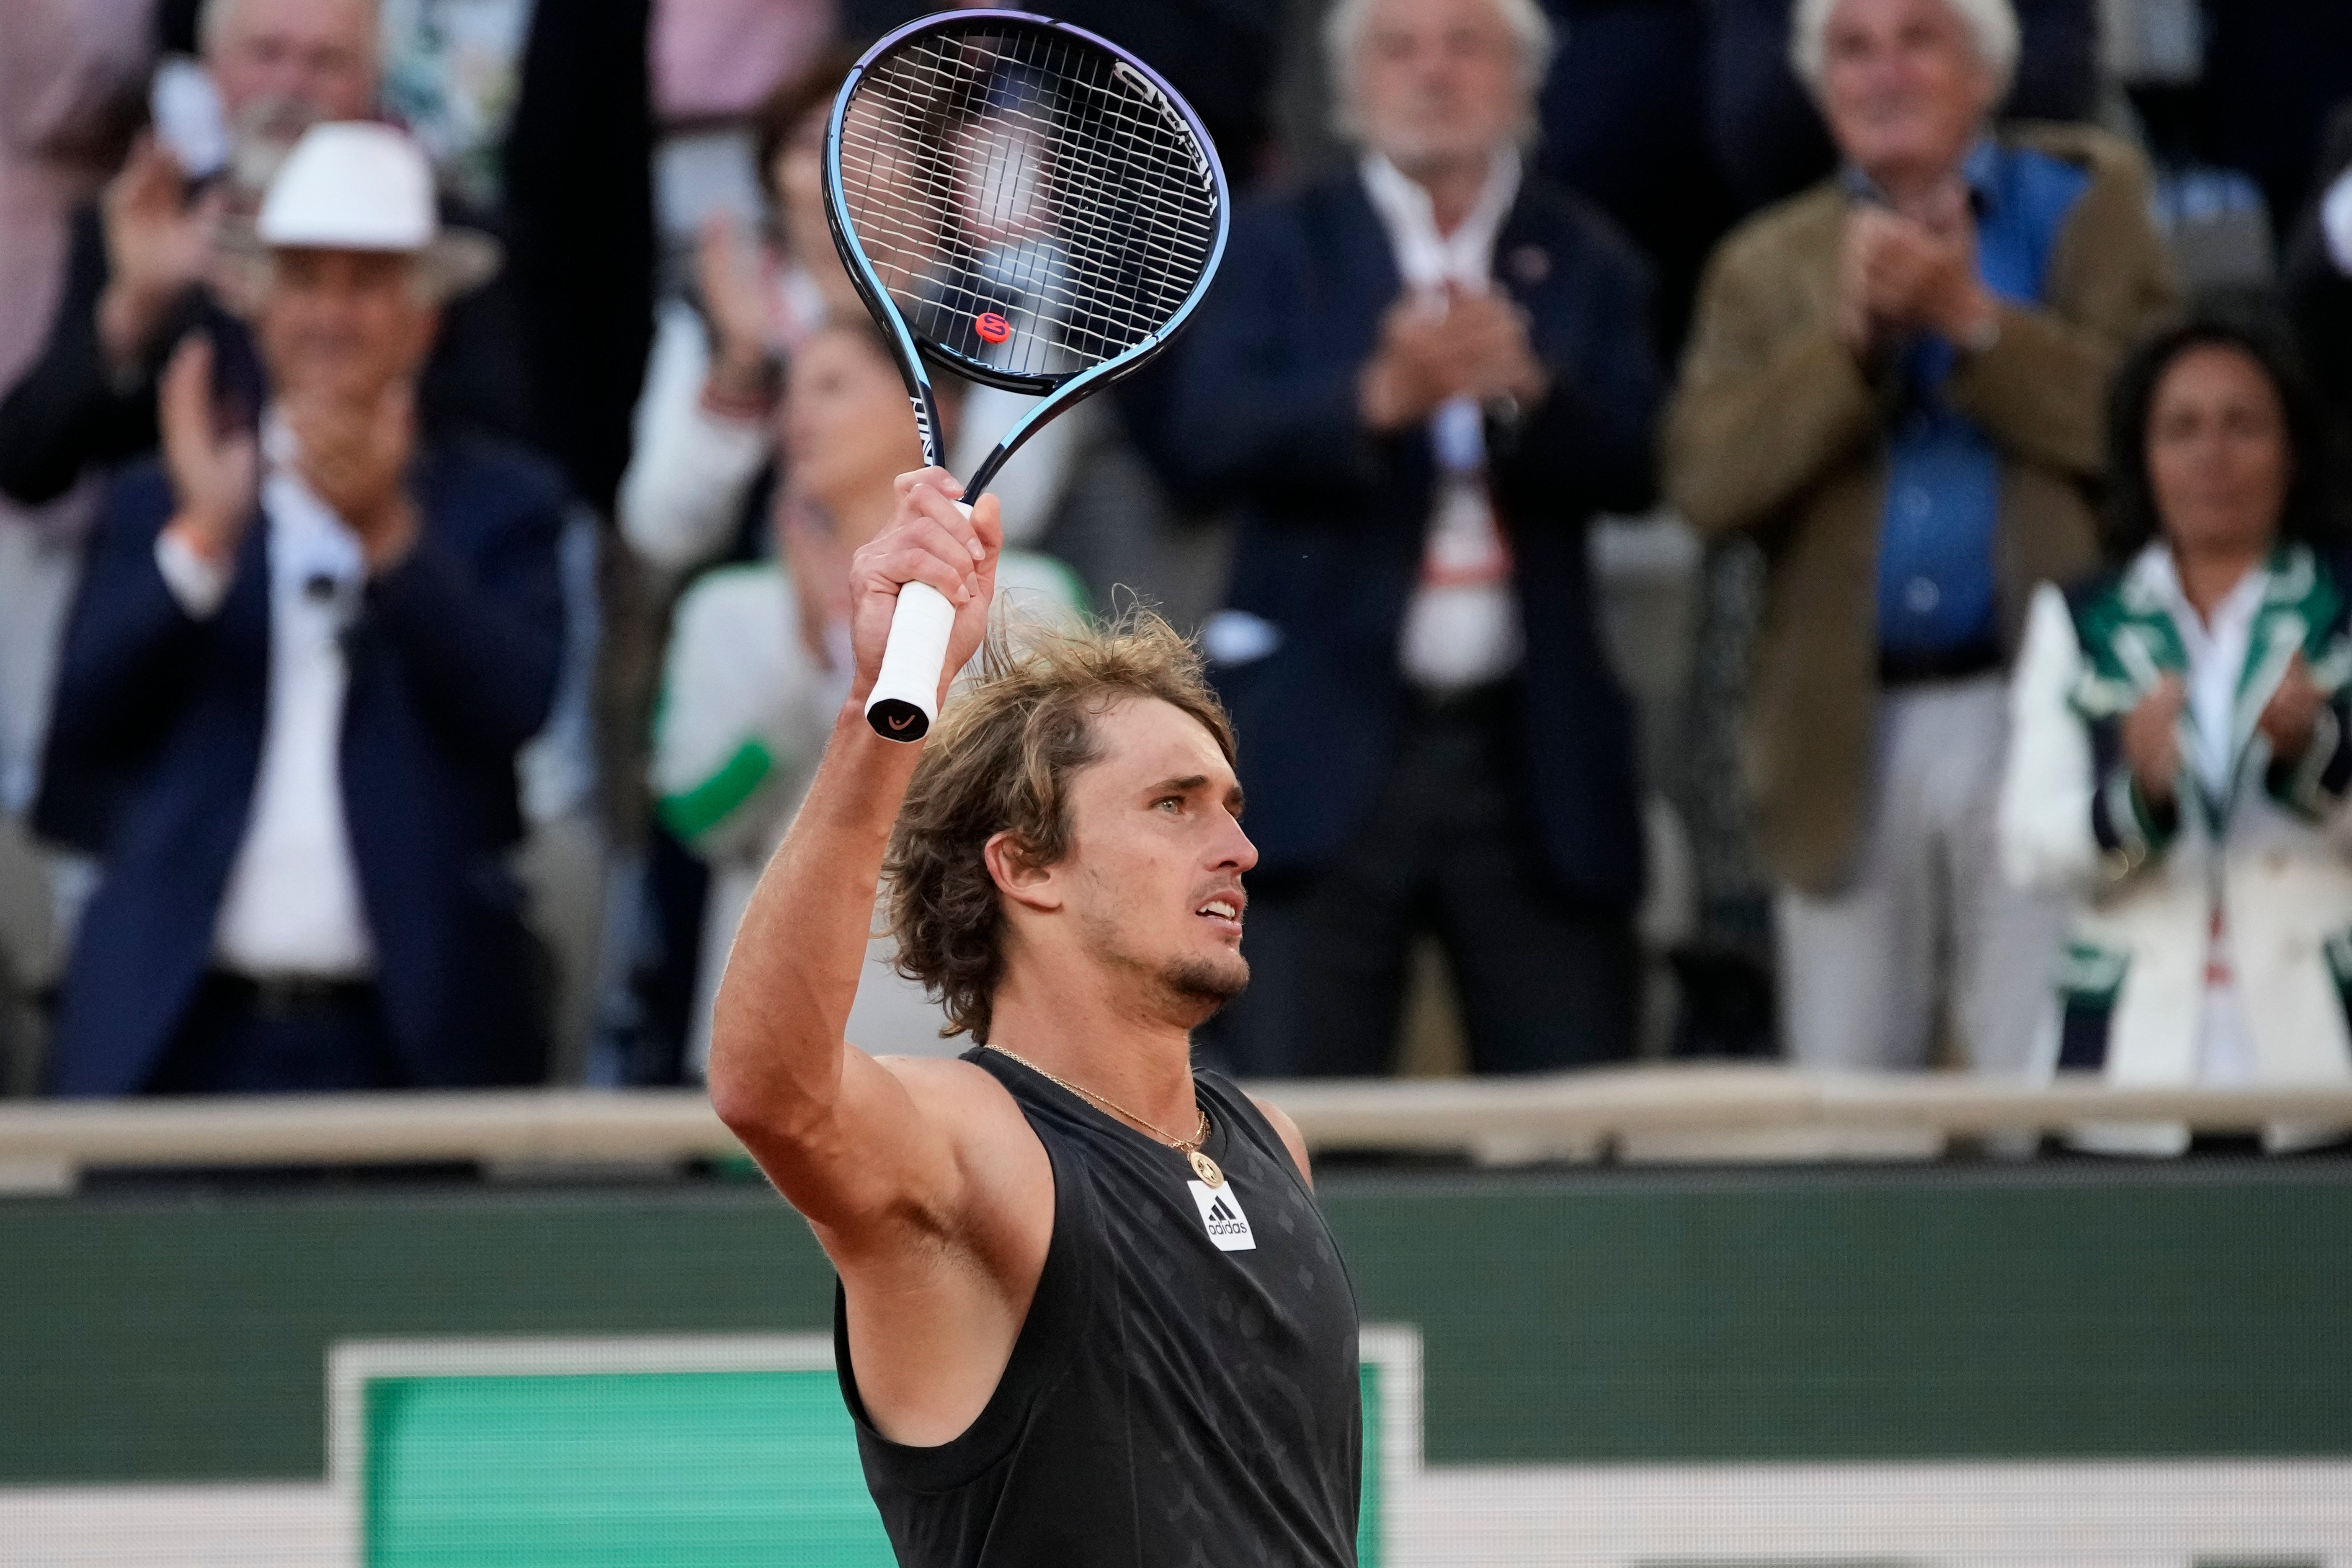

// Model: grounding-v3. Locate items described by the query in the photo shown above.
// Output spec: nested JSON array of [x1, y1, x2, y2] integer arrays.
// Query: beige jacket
[[1663, 124, 2180, 894]]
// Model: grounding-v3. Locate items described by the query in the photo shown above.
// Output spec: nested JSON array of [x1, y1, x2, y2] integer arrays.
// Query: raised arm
[[705, 470, 1028, 1243]]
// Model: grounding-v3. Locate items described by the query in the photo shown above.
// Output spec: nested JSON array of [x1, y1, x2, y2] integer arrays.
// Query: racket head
[[822, 10, 1229, 409]]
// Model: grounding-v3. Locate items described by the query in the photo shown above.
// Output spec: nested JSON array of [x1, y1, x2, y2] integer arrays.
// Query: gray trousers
[[1776, 675, 2063, 1075]]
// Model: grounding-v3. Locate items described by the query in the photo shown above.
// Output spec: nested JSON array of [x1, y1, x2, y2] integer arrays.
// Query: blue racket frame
[[821, 8, 1230, 499]]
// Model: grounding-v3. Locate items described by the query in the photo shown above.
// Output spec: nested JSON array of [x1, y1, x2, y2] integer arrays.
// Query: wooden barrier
[[3, 1065, 2349, 1184]]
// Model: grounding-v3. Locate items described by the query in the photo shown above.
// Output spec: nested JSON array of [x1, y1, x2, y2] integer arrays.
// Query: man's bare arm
[[1250, 1094, 1314, 1189], [706, 472, 1005, 1240]]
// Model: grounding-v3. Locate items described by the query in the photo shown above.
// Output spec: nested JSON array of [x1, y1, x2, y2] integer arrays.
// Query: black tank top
[[834, 1047, 1362, 1567]]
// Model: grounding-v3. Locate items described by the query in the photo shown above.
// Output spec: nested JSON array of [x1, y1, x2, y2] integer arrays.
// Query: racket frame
[[822, 7, 1230, 499]]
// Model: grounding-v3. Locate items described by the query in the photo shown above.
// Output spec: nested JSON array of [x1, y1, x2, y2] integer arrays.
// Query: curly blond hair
[[883, 609, 1236, 1044]]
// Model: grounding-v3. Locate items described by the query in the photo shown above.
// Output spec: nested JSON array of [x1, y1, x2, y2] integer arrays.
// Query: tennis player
[[707, 469, 1362, 1566]]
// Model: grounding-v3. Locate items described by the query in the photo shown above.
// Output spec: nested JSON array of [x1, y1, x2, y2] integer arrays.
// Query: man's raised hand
[[847, 468, 1003, 713], [158, 335, 259, 565], [98, 135, 224, 371]]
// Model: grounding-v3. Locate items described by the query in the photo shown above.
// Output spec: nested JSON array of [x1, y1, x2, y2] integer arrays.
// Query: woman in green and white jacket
[[651, 318, 1082, 1076], [2001, 316, 2352, 1152]]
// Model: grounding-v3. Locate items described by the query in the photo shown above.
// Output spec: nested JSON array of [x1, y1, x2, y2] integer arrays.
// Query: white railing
[[2, 1065, 2348, 1187]]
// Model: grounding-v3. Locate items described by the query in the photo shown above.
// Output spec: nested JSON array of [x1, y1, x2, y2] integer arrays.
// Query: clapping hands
[[158, 336, 258, 565], [1359, 282, 1549, 433], [1835, 184, 1999, 365]]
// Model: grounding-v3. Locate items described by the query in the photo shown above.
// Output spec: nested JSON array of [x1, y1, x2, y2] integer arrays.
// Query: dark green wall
[[4, 1163, 2347, 1484]]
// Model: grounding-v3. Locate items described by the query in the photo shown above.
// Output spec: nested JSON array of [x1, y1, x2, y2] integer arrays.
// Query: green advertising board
[[340, 1335, 1394, 1567]]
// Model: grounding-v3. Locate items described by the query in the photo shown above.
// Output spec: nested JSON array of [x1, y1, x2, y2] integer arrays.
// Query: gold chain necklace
[[984, 1044, 1225, 1187]]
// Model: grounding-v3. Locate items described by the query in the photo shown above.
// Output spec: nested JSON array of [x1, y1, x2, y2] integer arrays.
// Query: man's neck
[[1391, 150, 1495, 237], [986, 964, 1202, 1138], [1857, 148, 1977, 225]]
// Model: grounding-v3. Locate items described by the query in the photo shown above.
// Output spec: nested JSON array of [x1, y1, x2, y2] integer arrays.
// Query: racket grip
[[864, 499, 978, 742], [865, 581, 957, 741]]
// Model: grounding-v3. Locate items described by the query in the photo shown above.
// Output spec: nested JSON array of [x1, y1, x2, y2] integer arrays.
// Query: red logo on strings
[[974, 311, 1011, 344]]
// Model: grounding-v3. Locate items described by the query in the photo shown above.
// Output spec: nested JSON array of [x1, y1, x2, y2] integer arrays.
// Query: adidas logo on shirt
[[1187, 1179, 1256, 1251]]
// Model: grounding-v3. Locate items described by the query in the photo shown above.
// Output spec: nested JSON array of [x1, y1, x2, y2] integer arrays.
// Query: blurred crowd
[[5, 0, 2352, 1149]]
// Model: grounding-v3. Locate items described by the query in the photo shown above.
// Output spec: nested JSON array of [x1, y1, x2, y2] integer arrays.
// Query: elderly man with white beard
[[1162, 0, 1663, 1078], [1664, 0, 2179, 1075]]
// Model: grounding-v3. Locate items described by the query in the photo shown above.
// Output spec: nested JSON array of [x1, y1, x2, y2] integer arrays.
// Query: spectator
[[38, 123, 564, 1094], [619, 47, 864, 581], [0, 0, 532, 511], [650, 317, 1080, 1073], [0, 0, 153, 1089], [2001, 317, 2352, 1153], [1662, 0, 2179, 1074], [1164, 0, 1661, 1076], [620, 44, 1091, 586], [847, 0, 1280, 183], [1704, 0, 2097, 217]]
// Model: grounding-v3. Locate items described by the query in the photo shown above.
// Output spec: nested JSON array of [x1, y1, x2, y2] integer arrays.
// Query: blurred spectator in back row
[[651, 317, 1081, 1074], [0, 0, 154, 1088], [619, 46, 863, 584], [39, 124, 563, 1095], [2003, 317, 2352, 1153], [1167, 0, 1661, 1076], [1663, 0, 2178, 1074], [0, 0, 530, 513]]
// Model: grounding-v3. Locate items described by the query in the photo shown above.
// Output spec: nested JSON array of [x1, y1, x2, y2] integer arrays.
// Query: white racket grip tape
[[862, 501, 974, 742]]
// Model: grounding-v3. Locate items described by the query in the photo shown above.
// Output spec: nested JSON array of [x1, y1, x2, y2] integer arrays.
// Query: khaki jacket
[[1663, 124, 2180, 894]]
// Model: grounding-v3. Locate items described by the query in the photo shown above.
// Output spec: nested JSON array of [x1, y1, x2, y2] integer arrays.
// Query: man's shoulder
[[870, 1052, 1039, 1168], [1709, 180, 1849, 278], [1504, 171, 1653, 289], [2006, 120, 2155, 197]]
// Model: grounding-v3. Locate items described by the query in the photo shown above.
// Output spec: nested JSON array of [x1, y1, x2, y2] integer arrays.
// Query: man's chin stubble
[[1164, 954, 1249, 1020]]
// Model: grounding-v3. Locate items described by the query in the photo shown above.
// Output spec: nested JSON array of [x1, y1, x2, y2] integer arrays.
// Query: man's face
[[206, 0, 379, 188], [1347, 0, 1529, 176], [256, 248, 438, 405], [1818, 0, 1996, 185], [1050, 697, 1256, 1031]]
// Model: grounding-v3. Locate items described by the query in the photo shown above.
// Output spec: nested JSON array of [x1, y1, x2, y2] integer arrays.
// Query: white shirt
[[153, 415, 377, 976], [1359, 149, 1525, 694], [2145, 547, 2264, 1086]]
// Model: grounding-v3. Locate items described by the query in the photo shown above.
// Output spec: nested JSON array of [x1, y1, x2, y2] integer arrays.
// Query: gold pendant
[[1188, 1149, 1224, 1187]]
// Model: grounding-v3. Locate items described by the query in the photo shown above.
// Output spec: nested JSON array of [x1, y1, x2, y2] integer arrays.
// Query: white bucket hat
[[229, 121, 500, 298]]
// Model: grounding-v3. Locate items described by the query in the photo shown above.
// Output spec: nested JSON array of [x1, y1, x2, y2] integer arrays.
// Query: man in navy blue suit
[[1162, 0, 1662, 1075], [40, 122, 565, 1095]]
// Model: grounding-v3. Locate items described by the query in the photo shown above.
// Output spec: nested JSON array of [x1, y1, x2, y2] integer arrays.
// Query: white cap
[[257, 121, 437, 252]]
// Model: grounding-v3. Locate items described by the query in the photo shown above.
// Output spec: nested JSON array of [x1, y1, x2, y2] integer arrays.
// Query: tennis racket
[[823, 9, 1230, 740]]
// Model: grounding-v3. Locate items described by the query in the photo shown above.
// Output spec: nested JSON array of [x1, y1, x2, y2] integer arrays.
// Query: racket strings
[[839, 47, 1202, 366], [843, 49, 1214, 297], [835, 23, 1220, 382]]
